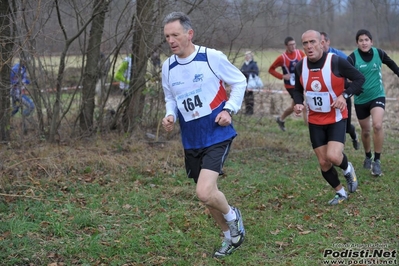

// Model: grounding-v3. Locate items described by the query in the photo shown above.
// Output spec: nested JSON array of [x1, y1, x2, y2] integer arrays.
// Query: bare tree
[[3, 0, 399, 143], [121, 0, 160, 132], [45, 0, 104, 142], [0, 0, 14, 142], [79, 0, 110, 134]]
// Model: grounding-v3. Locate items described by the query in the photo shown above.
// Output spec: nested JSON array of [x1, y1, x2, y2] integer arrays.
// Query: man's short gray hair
[[163, 12, 192, 32]]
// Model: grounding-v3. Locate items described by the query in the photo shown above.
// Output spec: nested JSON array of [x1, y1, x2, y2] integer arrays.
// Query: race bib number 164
[[176, 88, 212, 122]]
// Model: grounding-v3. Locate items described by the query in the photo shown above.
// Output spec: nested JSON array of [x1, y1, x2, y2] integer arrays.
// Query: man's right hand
[[293, 104, 304, 116], [283, 73, 291, 80], [162, 115, 174, 132]]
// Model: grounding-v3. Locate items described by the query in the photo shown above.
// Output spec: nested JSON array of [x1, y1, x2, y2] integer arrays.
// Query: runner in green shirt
[[348, 29, 399, 176]]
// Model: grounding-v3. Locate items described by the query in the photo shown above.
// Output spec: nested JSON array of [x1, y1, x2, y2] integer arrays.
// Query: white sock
[[223, 206, 237, 222], [337, 187, 347, 198], [223, 230, 231, 240], [344, 164, 352, 175]]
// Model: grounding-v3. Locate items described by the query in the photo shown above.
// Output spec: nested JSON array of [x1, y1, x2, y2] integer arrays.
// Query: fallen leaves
[[275, 241, 289, 248]]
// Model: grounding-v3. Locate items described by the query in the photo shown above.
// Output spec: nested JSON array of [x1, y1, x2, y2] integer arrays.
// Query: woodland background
[[1, 1, 399, 264], [0, 0, 399, 142]]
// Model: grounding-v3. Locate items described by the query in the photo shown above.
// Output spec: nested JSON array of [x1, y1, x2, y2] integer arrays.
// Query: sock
[[365, 151, 372, 159], [344, 163, 352, 175], [337, 187, 347, 198], [374, 153, 381, 161], [339, 153, 349, 171], [349, 125, 356, 140], [322, 167, 340, 188], [223, 206, 237, 222], [223, 230, 231, 240]]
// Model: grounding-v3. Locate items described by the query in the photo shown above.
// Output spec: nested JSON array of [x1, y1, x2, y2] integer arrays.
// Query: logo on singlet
[[192, 111, 200, 118], [172, 81, 184, 86], [311, 80, 322, 92], [193, 74, 204, 82]]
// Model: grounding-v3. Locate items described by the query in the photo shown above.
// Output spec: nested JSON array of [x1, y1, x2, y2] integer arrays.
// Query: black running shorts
[[308, 119, 347, 149], [355, 97, 385, 120], [184, 138, 233, 183]]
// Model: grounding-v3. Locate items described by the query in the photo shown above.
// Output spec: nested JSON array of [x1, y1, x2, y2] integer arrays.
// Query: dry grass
[[2, 70, 399, 190]]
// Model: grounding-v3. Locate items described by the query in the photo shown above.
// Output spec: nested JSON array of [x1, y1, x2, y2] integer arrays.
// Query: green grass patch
[[1, 114, 399, 265]]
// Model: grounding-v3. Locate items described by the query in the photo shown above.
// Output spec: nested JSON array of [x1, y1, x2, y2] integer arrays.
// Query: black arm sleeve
[[335, 56, 365, 96], [347, 53, 356, 66], [293, 60, 304, 104], [379, 49, 399, 77]]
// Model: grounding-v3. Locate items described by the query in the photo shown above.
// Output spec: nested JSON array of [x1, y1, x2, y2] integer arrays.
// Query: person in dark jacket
[[10, 59, 35, 117], [240, 51, 259, 115]]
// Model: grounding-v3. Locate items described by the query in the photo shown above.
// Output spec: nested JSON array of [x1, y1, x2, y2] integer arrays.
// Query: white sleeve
[[161, 59, 178, 122], [207, 49, 247, 114]]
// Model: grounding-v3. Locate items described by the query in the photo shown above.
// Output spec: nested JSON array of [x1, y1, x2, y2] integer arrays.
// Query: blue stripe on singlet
[[169, 51, 208, 71]]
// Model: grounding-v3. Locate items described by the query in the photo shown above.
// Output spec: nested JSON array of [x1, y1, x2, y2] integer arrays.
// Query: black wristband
[[223, 108, 233, 116]]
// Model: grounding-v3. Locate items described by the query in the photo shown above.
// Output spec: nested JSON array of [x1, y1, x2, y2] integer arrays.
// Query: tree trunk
[[48, 0, 104, 142], [0, 0, 14, 142], [79, 0, 110, 134], [122, 0, 158, 132]]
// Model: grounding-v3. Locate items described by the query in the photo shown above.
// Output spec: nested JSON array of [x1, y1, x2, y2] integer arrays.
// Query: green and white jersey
[[353, 47, 385, 104]]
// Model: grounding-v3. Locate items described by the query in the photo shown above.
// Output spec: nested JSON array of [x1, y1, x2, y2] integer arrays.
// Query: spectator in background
[[347, 29, 399, 176], [10, 58, 35, 117], [115, 54, 132, 95], [320, 32, 359, 150], [95, 52, 111, 105], [240, 51, 259, 115], [269, 36, 306, 131]]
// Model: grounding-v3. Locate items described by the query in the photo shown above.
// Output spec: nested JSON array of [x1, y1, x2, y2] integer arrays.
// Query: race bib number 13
[[306, 91, 331, 113], [176, 88, 212, 122]]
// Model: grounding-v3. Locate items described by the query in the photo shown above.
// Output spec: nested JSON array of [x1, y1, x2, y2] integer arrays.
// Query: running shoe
[[226, 207, 245, 247], [363, 157, 372, 170], [343, 162, 358, 193], [213, 238, 238, 258], [328, 193, 347, 205], [371, 160, 382, 176], [352, 133, 359, 150], [276, 117, 286, 131]]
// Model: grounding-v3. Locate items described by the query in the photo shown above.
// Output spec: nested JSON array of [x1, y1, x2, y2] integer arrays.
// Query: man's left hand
[[331, 95, 347, 112], [215, 110, 232, 126]]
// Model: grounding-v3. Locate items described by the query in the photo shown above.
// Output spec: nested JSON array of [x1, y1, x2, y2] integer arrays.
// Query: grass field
[[1, 108, 398, 265], [1, 49, 399, 265]]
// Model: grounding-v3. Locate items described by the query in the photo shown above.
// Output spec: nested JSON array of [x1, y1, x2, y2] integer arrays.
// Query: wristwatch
[[342, 92, 349, 99], [223, 108, 233, 116]]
